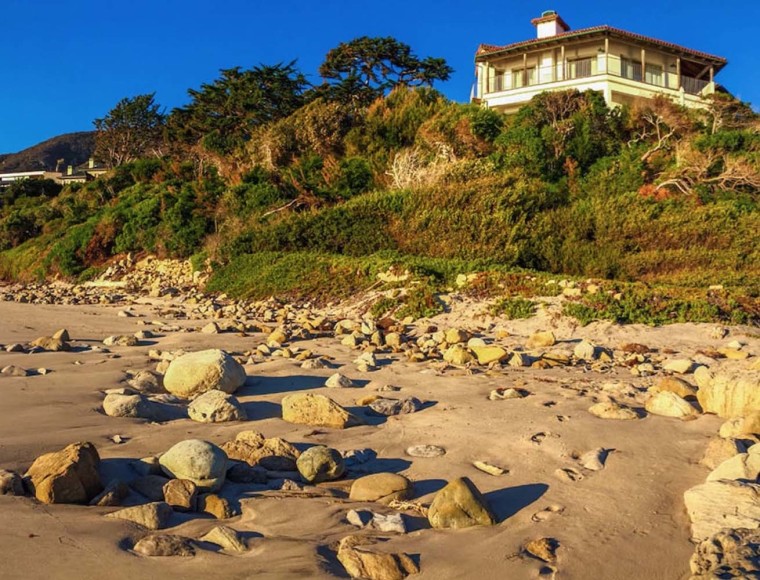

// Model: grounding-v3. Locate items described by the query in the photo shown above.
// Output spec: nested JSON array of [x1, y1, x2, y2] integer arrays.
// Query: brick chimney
[[531, 10, 570, 39]]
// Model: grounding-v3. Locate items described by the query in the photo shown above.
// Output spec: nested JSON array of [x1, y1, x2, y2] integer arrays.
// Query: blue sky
[[1, 0, 758, 153]]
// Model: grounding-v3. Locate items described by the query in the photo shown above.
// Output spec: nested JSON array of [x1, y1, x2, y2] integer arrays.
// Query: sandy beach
[[0, 288, 755, 580]]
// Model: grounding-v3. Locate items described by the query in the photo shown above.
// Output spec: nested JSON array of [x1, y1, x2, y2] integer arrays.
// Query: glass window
[[645, 63, 663, 86]]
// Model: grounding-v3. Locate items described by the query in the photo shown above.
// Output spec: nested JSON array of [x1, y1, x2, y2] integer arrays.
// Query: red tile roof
[[476, 25, 727, 67]]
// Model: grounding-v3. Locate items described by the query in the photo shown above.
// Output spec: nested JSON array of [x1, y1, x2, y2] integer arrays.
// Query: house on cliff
[[474, 10, 727, 113]]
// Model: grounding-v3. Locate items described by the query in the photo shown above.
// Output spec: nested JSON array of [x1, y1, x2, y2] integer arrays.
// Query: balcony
[[485, 54, 711, 97]]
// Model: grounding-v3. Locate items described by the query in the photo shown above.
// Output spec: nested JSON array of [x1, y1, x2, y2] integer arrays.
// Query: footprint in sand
[[531, 504, 566, 523], [555, 467, 584, 482], [530, 432, 560, 445]]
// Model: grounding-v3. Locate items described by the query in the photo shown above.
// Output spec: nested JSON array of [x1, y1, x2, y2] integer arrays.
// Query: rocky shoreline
[[1, 258, 759, 579]]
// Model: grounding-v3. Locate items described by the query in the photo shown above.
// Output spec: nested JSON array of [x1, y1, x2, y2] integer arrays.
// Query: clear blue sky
[[1, 0, 758, 153]]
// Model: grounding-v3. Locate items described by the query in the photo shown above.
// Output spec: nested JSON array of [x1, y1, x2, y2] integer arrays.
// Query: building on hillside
[[473, 10, 727, 113], [57, 157, 109, 186], [0, 170, 62, 188]]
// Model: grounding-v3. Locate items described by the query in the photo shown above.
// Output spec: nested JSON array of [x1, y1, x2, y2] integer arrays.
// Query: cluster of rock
[[680, 368, 760, 577]]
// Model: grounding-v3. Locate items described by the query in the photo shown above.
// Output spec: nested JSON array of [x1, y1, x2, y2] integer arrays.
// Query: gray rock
[[1, 365, 29, 377], [0, 469, 24, 495], [131, 475, 170, 501], [133, 534, 195, 557], [296, 446, 345, 483], [163, 349, 246, 398], [188, 390, 247, 423], [159, 439, 228, 492], [367, 397, 422, 417], [200, 525, 247, 552], [106, 502, 173, 530], [406, 445, 446, 458]]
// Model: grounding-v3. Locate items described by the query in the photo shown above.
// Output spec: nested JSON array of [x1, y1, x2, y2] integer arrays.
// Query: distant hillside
[[0, 132, 95, 173]]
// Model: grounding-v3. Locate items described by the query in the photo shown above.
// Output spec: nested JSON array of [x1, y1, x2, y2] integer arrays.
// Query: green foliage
[[94, 93, 165, 167], [319, 36, 453, 106], [334, 157, 374, 197], [490, 297, 536, 319], [171, 62, 309, 153]]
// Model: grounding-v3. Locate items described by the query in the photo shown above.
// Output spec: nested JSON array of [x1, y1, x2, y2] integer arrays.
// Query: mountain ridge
[[0, 132, 95, 173]]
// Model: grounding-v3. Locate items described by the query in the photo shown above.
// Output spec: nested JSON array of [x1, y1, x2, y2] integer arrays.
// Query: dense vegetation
[[1, 38, 758, 325]]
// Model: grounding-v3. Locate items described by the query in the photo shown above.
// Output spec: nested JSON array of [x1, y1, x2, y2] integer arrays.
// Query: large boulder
[[645, 391, 699, 419], [349, 473, 413, 504], [707, 447, 760, 482], [684, 480, 760, 541], [701, 437, 751, 469], [188, 390, 247, 423], [163, 350, 246, 398], [159, 439, 227, 492], [337, 535, 419, 580], [697, 370, 760, 419], [25, 442, 102, 504], [428, 477, 496, 529], [281, 393, 363, 429], [296, 446, 345, 483]]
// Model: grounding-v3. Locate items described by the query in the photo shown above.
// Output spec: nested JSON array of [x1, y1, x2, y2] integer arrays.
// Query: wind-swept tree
[[319, 37, 453, 106], [170, 62, 310, 155], [94, 93, 166, 167]]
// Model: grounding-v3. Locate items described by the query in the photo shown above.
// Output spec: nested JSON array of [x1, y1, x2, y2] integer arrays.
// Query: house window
[[567, 58, 593, 79], [512, 66, 537, 88], [621, 57, 642, 82], [645, 63, 663, 86]]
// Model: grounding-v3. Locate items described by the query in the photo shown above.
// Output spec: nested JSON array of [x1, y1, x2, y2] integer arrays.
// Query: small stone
[[133, 534, 195, 557], [650, 376, 698, 399], [470, 345, 508, 365], [406, 445, 446, 458], [573, 340, 597, 360], [663, 359, 696, 374], [200, 525, 247, 552], [526, 331, 556, 349], [445, 328, 469, 344], [580, 448, 609, 471], [0, 469, 24, 496], [281, 393, 363, 429], [201, 322, 220, 334], [103, 335, 139, 347], [473, 461, 506, 476], [326, 373, 355, 388], [645, 391, 699, 420], [337, 535, 419, 580], [296, 446, 344, 483], [442, 345, 474, 366], [428, 477, 496, 529], [489, 388, 526, 401], [198, 493, 234, 519], [349, 473, 413, 504], [588, 401, 639, 420], [1, 365, 28, 377], [523, 537, 559, 563], [188, 390, 247, 423], [106, 502, 173, 530], [163, 479, 197, 511], [367, 397, 422, 417]]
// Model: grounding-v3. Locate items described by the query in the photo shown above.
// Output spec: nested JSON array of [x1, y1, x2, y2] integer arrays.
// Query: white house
[[474, 11, 728, 113]]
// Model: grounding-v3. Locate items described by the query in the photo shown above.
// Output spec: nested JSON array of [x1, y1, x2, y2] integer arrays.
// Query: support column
[[676, 57, 681, 89], [641, 48, 646, 82], [560, 45, 565, 80], [523, 53, 528, 86]]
